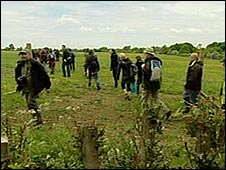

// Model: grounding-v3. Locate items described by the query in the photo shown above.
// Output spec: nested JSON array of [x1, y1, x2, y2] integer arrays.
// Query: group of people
[[109, 48, 171, 118], [32, 48, 60, 75], [109, 48, 225, 118], [14, 46, 225, 126]]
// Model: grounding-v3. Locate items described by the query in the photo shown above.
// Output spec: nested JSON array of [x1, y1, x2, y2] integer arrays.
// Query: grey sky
[[1, 1, 225, 49]]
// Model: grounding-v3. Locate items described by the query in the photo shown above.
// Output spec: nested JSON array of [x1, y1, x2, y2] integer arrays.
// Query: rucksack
[[48, 54, 55, 61], [150, 59, 162, 81], [89, 55, 98, 70]]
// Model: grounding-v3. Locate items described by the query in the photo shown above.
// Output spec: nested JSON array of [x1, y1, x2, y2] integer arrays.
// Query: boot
[[182, 107, 190, 114], [97, 85, 101, 90], [28, 109, 43, 126], [165, 110, 172, 120], [114, 81, 118, 88], [136, 86, 139, 94], [35, 110, 43, 126]]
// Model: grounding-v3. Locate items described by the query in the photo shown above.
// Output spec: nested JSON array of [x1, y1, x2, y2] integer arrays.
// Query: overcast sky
[[1, 1, 225, 49]]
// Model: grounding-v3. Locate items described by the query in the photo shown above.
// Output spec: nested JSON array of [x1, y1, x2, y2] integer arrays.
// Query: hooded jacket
[[15, 59, 51, 94]]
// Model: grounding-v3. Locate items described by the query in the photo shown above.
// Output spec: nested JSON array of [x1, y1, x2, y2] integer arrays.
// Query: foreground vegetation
[[1, 51, 225, 169]]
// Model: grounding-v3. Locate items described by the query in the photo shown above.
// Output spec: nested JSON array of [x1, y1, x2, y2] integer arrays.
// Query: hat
[[18, 49, 30, 55], [144, 48, 155, 55], [120, 53, 127, 59]]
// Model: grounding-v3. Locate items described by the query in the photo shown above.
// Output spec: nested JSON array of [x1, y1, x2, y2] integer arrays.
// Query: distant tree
[[218, 42, 225, 52], [16, 47, 23, 51], [206, 50, 222, 59], [169, 43, 183, 51], [4, 47, 10, 51], [170, 50, 179, 55], [98, 47, 109, 52], [205, 42, 225, 59], [132, 47, 139, 53], [8, 43, 15, 50], [122, 45, 131, 52], [153, 46, 161, 54], [159, 45, 169, 54], [179, 44, 192, 55]]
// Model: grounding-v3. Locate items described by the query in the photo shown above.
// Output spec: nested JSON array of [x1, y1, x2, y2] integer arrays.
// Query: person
[[38, 48, 48, 71], [48, 49, 56, 74], [69, 48, 76, 71], [61, 45, 71, 77], [83, 48, 89, 77], [85, 49, 101, 90], [220, 57, 225, 112], [135, 55, 144, 94], [141, 48, 171, 119], [118, 53, 133, 100], [110, 49, 120, 88], [15, 49, 51, 126], [54, 49, 60, 62], [182, 52, 204, 114]]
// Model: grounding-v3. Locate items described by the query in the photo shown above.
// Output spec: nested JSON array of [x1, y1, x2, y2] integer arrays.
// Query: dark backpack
[[89, 55, 98, 71]]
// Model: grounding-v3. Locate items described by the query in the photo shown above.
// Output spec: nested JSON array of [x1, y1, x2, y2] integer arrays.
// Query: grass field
[[1, 50, 225, 168]]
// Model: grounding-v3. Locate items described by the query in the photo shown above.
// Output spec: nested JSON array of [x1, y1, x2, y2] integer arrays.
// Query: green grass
[[1, 50, 225, 168]]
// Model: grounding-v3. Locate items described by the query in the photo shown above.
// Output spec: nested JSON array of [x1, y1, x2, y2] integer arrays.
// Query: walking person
[[69, 48, 76, 71], [135, 55, 144, 94], [110, 49, 120, 88], [48, 49, 56, 74], [15, 49, 51, 126], [118, 53, 134, 100], [85, 49, 101, 90], [182, 52, 204, 114], [83, 48, 89, 77], [61, 45, 71, 77], [141, 48, 171, 119], [38, 48, 48, 71], [54, 49, 60, 62]]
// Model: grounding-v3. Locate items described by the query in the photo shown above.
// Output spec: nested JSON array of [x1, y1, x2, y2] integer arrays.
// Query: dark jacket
[[135, 58, 144, 79], [85, 54, 100, 73], [119, 58, 133, 83], [142, 55, 163, 90], [15, 59, 51, 94], [110, 52, 119, 70], [184, 60, 203, 91], [62, 49, 71, 64]]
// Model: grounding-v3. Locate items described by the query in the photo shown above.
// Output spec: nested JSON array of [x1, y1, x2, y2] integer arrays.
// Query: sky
[[1, 1, 225, 49]]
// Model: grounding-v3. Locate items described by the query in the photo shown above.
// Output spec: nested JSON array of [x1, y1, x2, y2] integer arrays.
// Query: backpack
[[89, 55, 98, 71], [48, 54, 55, 61], [150, 59, 162, 81], [130, 64, 137, 77]]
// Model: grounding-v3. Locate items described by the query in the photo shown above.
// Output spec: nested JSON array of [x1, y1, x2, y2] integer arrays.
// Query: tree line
[[3, 41, 225, 60]]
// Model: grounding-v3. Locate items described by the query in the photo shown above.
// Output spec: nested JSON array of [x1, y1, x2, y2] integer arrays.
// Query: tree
[[8, 43, 15, 50], [16, 47, 23, 51], [98, 47, 109, 52], [122, 45, 131, 52], [159, 45, 169, 54]]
